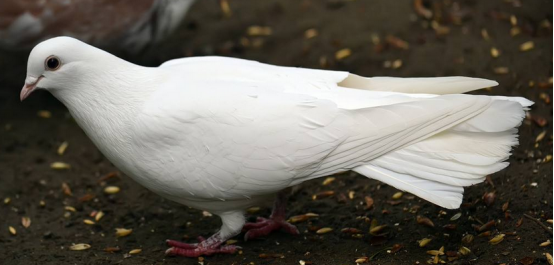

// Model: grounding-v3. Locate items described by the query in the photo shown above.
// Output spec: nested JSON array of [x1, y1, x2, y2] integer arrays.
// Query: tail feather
[[354, 165, 464, 209], [354, 98, 530, 209]]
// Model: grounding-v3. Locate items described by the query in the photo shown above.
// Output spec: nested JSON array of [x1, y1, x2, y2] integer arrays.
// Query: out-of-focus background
[[0, 0, 552, 264]]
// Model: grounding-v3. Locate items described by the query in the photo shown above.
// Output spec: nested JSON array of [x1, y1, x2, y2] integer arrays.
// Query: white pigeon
[[21, 37, 532, 257]]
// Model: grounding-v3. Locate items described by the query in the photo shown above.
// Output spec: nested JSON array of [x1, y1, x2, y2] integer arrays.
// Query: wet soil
[[0, 0, 552, 264]]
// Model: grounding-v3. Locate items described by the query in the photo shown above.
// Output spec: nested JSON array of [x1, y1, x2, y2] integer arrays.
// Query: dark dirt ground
[[0, 0, 552, 264]]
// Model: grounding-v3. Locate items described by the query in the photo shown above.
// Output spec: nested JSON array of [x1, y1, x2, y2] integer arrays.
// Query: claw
[[243, 218, 299, 241]]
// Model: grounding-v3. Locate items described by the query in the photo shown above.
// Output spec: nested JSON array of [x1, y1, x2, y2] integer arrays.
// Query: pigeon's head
[[21, 36, 105, 101]]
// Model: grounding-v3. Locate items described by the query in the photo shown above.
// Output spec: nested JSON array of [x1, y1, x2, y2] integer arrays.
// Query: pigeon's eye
[[45, 56, 61, 71]]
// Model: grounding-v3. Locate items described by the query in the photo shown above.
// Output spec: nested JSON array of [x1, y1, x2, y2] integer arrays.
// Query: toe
[[243, 220, 268, 230], [280, 221, 300, 235], [166, 239, 197, 249], [218, 245, 241, 254], [165, 247, 175, 256]]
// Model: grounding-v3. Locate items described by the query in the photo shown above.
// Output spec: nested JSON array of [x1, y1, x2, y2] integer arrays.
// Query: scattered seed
[[490, 47, 500, 58], [61, 182, 73, 196], [104, 246, 121, 253], [489, 234, 505, 245], [355, 256, 369, 263], [64, 206, 76, 212], [4, 197, 10, 204], [479, 231, 491, 237], [536, 131, 547, 142], [95, 211, 105, 222], [83, 219, 95, 225], [385, 35, 409, 50], [390, 244, 403, 254], [289, 215, 309, 223], [431, 21, 450, 35], [226, 239, 238, 245], [9, 226, 16, 235], [312, 191, 334, 200], [259, 253, 285, 258], [57, 141, 69, 155], [364, 196, 374, 209], [510, 15, 518, 26], [369, 225, 387, 235], [129, 249, 142, 255], [341, 228, 363, 234], [348, 191, 355, 200], [202, 211, 213, 217], [520, 41, 534, 52], [98, 171, 119, 183], [459, 246, 471, 256], [450, 213, 462, 221], [419, 238, 432, 247], [219, 0, 232, 17], [322, 177, 336, 186], [462, 234, 474, 245], [304, 28, 318, 39], [21, 217, 31, 228], [79, 194, 95, 202], [335, 48, 352, 61], [247, 207, 260, 214], [316, 227, 333, 234], [520, 257, 534, 265], [115, 228, 132, 237], [547, 219, 553, 224], [417, 216, 435, 227], [413, 0, 432, 19], [427, 247, 445, 256], [481, 29, 490, 40], [391, 59, 403, 69], [539, 93, 550, 104], [39, 200, 45, 207], [37, 110, 52, 118], [247, 26, 272, 36], [289, 213, 318, 223], [104, 186, 120, 194], [540, 240, 551, 247], [51, 162, 70, 170], [392, 192, 403, 200], [69, 243, 91, 251], [483, 192, 496, 206], [443, 224, 457, 230], [493, 67, 509, 75], [478, 220, 496, 232]]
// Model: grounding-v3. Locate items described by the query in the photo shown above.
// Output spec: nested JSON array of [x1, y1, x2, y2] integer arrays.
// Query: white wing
[[129, 57, 529, 208]]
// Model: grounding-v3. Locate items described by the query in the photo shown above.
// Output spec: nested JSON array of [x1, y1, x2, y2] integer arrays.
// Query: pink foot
[[242, 216, 299, 241], [165, 236, 241, 257]]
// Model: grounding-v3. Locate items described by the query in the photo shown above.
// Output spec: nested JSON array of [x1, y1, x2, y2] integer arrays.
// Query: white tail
[[354, 98, 530, 209]]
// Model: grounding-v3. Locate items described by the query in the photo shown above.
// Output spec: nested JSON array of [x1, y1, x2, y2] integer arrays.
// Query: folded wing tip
[[476, 78, 499, 88]]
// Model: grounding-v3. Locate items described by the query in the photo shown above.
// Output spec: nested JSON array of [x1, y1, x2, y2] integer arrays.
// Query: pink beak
[[20, 76, 43, 101]]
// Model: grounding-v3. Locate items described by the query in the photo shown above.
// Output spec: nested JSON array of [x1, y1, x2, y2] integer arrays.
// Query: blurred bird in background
[[0, 0, 195, 52]]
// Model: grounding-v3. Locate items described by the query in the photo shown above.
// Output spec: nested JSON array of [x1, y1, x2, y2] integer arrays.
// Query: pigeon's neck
[[55, 60, 161, 163]]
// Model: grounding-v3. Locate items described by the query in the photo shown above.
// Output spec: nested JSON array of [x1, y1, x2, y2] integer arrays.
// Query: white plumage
[[21, 37, 531, 256]]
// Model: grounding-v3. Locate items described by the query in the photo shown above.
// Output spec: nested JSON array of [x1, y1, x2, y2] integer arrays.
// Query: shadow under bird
[[21, 37, 532, 257]]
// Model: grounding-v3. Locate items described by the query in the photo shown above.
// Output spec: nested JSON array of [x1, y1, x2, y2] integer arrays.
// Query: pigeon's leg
[[165, 211, 244, 257], [242, 192, 299, 241]]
